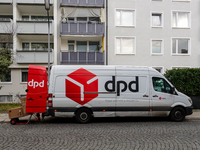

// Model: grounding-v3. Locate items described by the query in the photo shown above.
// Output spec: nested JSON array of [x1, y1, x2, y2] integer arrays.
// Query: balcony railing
[[61, 22, 104, 36], [16, 50, 54, 63], [60, 51, 104, 64], [0, 0, 12, 3], [0, 20, 12, 34], [17, 21, 53, 34], [17, 0, 53, 4], [60, 0, 104, 7]]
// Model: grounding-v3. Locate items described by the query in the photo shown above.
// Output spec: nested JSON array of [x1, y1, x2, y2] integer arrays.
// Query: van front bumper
[[185, 106, 193, 115]]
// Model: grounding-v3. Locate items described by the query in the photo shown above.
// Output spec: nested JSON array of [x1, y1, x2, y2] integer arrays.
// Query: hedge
[[164, 68, 200, 96]]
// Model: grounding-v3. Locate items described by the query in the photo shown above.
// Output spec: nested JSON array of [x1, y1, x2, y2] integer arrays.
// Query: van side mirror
[[172, 87, 175, 95]]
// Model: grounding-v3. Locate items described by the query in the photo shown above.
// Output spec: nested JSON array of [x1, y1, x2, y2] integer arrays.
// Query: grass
[[0, 103, 22, 113]]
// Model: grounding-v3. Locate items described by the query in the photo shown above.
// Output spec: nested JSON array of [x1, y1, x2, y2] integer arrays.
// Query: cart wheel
[[10, 118, 18, 125]]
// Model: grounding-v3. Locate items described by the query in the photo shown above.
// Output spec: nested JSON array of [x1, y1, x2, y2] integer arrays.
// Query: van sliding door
[[115, 69, 150, 117]]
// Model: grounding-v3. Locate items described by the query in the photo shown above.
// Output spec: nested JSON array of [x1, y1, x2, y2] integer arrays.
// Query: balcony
[[60, 0, 104, 7], [16, 50, 54, 64], [17, 21, 53, 34], [0, 0, 12, 3], [60, 51, 104, 65], [17, 0, 53, 4], [61, 22, 104, 36], [0, 20, 12, 34]]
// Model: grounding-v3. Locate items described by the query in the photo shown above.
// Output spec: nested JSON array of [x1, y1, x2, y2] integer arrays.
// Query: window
[[89, 41, 99, 52], [152, 67, 163, 74], [172, 11, 190, 28], [151, 40, 163, 55], [22, 16, 29, 21], [172, 0, 190, 2], [151, 13, 162, 27], [172, 38, 190, 55], [116, 9, 135, 27], [77, 17, 87, 22], [0, 15, 13, 21], [0, 43, 13, 50], [1, 69, 11, 82], [21, 70, 28, 83], [152, 77, 172, 94], [22, 43, 29, 50], [116, 37, 135, 54], [0, 95, 12, 103], [31, 16, 53, 21], [89, 17, 100, 23], [31, 43, 53, 51], [77, 41, 87, 52], [68, 40, 75, 52]]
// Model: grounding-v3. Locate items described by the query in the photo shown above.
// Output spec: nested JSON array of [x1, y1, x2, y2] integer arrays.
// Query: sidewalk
[[1, 110, 200, 123]]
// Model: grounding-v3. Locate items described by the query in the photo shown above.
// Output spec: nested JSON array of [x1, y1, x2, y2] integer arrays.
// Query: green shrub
[[164, 68, 200, 96]]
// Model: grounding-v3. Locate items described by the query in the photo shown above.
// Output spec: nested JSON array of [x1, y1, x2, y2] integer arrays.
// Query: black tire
[[75, 108, 92, 124], [10, 118, 18, 125], [170, 107, 185, 122]]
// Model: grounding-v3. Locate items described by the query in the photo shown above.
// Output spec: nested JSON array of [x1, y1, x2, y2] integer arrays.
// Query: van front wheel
[[170, 107, 185, 122], [75, 108, 92, 124]]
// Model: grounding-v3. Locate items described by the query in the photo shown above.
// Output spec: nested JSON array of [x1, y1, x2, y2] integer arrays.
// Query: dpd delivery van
[[26, 65, 193, 123]]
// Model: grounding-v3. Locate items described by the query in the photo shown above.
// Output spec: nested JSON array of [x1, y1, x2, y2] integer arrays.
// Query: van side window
[[152, 77, 172, 94]]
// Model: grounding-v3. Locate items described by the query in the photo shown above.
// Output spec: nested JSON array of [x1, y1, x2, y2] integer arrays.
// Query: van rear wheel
[[170, 107, 185, 122], [75, 108, 92, 124]]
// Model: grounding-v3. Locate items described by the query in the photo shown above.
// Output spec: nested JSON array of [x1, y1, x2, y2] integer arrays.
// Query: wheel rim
[[175, 111, 183, 119], [80, 112, 88, 121], [11, 120, 15, 124]]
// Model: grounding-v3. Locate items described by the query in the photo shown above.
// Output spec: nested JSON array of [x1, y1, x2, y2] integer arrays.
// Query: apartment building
[[1, 0, 200, 103], [0, 0, 54, 102], [107, 0, 200, 73], [0, 0, 106, 102]]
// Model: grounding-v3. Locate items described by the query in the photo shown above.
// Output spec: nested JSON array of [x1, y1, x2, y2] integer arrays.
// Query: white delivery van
[[46, 65, 193, 123]]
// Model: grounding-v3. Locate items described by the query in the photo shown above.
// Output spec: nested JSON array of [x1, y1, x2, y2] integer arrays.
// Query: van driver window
[[152, 77, 172, 94]]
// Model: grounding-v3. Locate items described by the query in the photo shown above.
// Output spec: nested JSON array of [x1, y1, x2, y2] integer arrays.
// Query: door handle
[[153, 95, 158, 97], [143, 94, 149, 97], [27, 98, 34, 100]]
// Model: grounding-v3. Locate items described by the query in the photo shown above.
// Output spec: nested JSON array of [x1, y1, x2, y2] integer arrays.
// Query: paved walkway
[[1, 110, 200, 123]]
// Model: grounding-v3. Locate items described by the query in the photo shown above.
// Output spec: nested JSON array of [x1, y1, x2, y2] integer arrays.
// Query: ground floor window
[[1, 69, 11, 82], [0, 95, 12, 103], [21, 69, 28, 83]]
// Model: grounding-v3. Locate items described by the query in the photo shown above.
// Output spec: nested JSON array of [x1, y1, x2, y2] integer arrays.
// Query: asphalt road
[[1, 117, 200, 150]]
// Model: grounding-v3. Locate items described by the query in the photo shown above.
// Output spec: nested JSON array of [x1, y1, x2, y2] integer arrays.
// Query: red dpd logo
[[65, 68, 98, 105]]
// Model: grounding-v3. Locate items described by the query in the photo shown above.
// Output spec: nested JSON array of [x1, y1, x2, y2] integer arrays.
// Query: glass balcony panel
[[61, 22, 104, 36], [60, 51, 104, 65]]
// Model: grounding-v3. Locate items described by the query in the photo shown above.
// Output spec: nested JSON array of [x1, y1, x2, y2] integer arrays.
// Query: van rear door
[[26, 65, 48, 113]]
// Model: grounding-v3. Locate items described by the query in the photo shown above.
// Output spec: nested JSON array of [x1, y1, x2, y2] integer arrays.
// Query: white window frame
[[151, 39, 164, 55], [152, 66, 164, 74], [115, 9, 136, 27], [172, 0, 190, 2], [172, 11, 191, 28], [151, 12, 163, 28], [21, 69, 28, 83], [171, 66, 191, 69], [151, 0, 163, 2], [115, 36, 136, 55], [171, 37, 191, 56]]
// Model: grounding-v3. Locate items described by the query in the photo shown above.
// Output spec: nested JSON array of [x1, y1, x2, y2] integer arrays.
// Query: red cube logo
[[65, 68, 98, 105]]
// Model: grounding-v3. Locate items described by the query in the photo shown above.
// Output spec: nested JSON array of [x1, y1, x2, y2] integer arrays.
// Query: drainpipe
[[106, 0, 108, 65]]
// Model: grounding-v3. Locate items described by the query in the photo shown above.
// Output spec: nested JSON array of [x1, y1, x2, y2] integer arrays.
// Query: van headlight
[[188, 98, 193, 105]]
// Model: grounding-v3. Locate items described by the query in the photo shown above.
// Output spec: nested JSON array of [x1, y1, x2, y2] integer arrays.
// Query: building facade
[[0, 0, 200, 102], [107, 0, 200, 73]]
